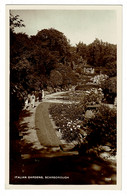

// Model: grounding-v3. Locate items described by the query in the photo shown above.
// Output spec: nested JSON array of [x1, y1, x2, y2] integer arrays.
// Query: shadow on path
[[10, 152, 116, 185]]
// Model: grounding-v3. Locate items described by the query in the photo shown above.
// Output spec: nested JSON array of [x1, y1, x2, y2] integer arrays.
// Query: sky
[[11, 9, 117, 46]]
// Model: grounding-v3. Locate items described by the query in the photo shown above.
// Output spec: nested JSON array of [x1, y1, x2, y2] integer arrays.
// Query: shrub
[[83, 88, 104, 108], [101, 77, 117, 104], [91, 74, 108, 85], [83, 105, 116, 150]]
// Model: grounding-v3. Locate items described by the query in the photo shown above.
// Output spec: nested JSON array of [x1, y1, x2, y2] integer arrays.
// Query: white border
[[0, 0, 126, 195], [6, 4, 122, 190]]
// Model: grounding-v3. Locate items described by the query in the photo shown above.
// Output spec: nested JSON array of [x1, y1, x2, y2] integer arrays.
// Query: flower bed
[[49, 103, 84, 143]]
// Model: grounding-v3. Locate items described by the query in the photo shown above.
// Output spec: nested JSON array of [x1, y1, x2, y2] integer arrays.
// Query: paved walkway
[[43, 90, 75, 104]]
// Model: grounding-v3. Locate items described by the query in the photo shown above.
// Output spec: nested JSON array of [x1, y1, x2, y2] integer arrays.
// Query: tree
[[76, 42, 87, 60], [86, 38, 117, 77], [10, 13, 25, 32], [54, 64, 78, 87], [86, 38, 101, 66], [10, 33, 31, 64], [36, 28, 71, 63], [50, 70, 63, 87]]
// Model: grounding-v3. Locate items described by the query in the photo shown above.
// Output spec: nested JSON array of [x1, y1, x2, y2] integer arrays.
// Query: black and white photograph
[[6, 4, 122, 189]]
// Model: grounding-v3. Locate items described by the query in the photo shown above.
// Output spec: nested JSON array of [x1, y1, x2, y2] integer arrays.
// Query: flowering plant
[[90, 74, 108, 85], [83, 88, 104, 106]]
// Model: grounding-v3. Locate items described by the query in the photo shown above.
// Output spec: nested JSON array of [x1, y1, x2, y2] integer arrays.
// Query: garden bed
[[48, 101, 117, 158], [49, 103, 85, 143]]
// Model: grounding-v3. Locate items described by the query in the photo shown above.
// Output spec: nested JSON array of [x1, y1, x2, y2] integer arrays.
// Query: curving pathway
[[19, 91, 78, 156]]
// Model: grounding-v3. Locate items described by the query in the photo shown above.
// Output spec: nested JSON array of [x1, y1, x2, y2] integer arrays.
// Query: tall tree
[[36, 28, 71, 63], [76, 42, 87, 60], [86, 38, 117, 76]]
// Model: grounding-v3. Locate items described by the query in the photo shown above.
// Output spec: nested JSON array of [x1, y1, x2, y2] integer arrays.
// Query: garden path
[[19, 90, 78, 159], [43, 90, 73, 103]]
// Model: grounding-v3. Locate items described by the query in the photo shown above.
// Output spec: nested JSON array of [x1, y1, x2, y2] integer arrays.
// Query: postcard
[[6, 4, 122, 189]]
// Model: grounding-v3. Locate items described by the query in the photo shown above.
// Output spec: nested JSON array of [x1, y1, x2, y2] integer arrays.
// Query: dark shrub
[[84, 105, 116, 150]]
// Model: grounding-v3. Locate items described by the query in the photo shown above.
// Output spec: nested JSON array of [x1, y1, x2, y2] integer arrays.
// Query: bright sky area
[[11, 8, 117, 46]]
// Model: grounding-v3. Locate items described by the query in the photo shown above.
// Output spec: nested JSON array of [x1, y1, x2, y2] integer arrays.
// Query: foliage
[[83, 106, 116, 151], [36, 28, 71, 63], [87, 39, 116, 66], [101, 77, 116, 94], [50, 70, 63, 87], [10, 13, 25, 32], [10, 82, 25, 139], [101, 77, 117, 104], [54, 64, 78, 87], [10, 20, 74, 95], [10, 33, 31, 63], [69, 46, 79, 65], [76, 42, 87, 60], [72, 38, 117, 77], [28, 47, 59, 75], [85, 39, 117, 77], [82, 88, 104, 111], [10, 14, 27, 134], [90, 74, 109, 85]]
